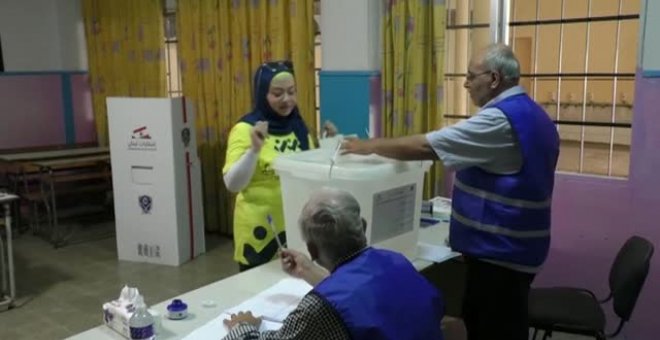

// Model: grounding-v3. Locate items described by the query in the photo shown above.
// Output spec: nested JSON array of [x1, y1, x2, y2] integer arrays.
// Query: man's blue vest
[[450, 93, 559, 270], [314, 248, 444, 340]]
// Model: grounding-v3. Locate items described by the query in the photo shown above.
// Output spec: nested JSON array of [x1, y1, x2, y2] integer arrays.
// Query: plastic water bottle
[[129, 295, 155, 340]]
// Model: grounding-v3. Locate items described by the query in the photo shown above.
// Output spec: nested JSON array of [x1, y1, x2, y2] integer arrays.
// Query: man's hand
[[281, 249, 329, 286], [340, 137, 373, 155], [223, 311, 262, 329], [281, 248, 315, 279], [441, 316, 467, 340]]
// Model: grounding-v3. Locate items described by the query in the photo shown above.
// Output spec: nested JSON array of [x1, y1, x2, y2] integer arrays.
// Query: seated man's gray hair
[[483, 43, 520, 83], [299, 188, 367, 265]]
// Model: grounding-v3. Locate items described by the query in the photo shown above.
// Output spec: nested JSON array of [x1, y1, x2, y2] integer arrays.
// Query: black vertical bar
[[0, 34, 5, 72]]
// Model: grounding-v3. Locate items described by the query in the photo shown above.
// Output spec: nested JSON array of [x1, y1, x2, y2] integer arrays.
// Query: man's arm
[[342, 108, 521, 173], [341, 134, 437, 161]]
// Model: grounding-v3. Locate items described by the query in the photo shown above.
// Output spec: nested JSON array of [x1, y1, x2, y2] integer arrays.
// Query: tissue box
[[103, 285, 142, 338], [103, 300, 136, 339]]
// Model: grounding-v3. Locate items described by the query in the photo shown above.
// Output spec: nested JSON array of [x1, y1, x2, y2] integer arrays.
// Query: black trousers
[[462, 257, 535, 340], [238, 262, 261, 272]]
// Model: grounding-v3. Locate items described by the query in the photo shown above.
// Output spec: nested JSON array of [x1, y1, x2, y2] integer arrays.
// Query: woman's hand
[[322, 120, 338, 138], [250, 121, 269, 152]]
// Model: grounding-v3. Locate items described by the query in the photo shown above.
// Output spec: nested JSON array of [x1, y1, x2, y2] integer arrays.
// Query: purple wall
[[0, 75, 65, 149], [0, 72, 96, 150], [71, 74, 97, 144], [536, 72, 660, 339]]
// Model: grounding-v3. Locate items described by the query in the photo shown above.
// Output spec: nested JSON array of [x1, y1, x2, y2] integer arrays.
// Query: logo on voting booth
[[128, 126, 157, 151], [181, 128, 191, 147], [138, 195, 152, 214]]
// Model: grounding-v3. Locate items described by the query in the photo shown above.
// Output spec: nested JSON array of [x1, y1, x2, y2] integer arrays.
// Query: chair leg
[[531, 328, 538, 340], [29, 200, 39, 234], [542, 330, 551, 340]]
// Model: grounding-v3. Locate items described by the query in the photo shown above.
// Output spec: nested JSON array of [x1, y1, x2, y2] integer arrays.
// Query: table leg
[[4, 203, 15, 302], [48, 168, 59, 247]]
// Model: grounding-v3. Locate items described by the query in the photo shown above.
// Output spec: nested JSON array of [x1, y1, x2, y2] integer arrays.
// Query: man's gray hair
[[299, 188, 367, 265], [482, 44, 520, 84]]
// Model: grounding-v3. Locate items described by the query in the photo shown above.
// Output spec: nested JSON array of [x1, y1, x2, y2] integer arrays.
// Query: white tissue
[[103, 285, 144, 339], [119, 285, 140, 304]]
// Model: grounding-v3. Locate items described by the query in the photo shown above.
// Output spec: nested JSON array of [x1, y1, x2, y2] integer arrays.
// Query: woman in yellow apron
[[223, 61, 335, 271]]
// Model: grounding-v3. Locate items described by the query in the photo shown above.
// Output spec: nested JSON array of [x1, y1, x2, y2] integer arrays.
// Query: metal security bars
[[164, 11, 182, 98], [443, 0, 640, 177]]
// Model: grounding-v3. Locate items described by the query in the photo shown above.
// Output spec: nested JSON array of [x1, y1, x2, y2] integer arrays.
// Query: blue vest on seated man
[[313, 247, 444, 340], [450, 92, 560, 272]]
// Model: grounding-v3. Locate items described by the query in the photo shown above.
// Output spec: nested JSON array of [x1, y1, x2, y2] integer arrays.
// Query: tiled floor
[[0, 222, 237, 339], [0, 221, 597, 339]]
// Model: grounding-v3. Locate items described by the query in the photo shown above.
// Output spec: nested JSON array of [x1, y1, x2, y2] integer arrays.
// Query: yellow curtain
[[177, 0, 315, 233], [82, 0, 167, 146], [382, 0, 447, 197]]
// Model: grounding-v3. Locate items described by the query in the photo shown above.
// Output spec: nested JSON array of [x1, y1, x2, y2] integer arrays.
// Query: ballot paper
[[225, 278, 312, 322], [417, 242, 457, 263], [183, 312, 284, 339], [183, 278, 312, 339]]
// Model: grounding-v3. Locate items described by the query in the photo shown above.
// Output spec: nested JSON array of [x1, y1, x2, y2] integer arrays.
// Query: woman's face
[[266, 73, 297, 117]]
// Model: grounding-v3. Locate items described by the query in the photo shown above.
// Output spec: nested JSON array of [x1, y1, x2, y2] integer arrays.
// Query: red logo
[[132, 126, 151, 140], [128, 126, 157, 151]]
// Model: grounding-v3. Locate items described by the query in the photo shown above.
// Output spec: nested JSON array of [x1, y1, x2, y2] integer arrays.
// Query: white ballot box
[[273, 149, 431, 260]]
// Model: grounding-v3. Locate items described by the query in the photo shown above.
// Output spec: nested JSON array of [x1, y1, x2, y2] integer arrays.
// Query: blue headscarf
[[239, 60, 310, 151]]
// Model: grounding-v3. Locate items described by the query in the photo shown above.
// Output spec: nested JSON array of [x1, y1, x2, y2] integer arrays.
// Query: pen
[[267, 214, 285, 251]]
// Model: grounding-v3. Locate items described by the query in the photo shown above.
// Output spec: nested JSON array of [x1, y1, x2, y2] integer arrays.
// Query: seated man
[[223, 188, 445, 340]]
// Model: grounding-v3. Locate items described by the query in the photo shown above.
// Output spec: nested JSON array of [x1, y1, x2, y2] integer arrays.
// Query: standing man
[[342, 44, 559, 340]]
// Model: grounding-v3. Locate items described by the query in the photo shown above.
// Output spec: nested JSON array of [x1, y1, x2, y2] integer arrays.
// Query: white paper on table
[[183, 312, 283, 340], [417, 242, 457, 263], [224, 278, 312, 323], [430, 196, 452, 218]]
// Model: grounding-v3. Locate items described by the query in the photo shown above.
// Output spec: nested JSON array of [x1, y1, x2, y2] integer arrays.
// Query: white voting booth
[[107, 97, 205, 266]]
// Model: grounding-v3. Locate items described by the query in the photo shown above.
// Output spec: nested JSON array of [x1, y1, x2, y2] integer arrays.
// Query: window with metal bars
[[314, 1, 321, 135], [444, 0, 492, 128], [315, 32, 321, 134], [164, 11, 182, 98], [0, 34, 4, 72], [443, 0, 639, 178]]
